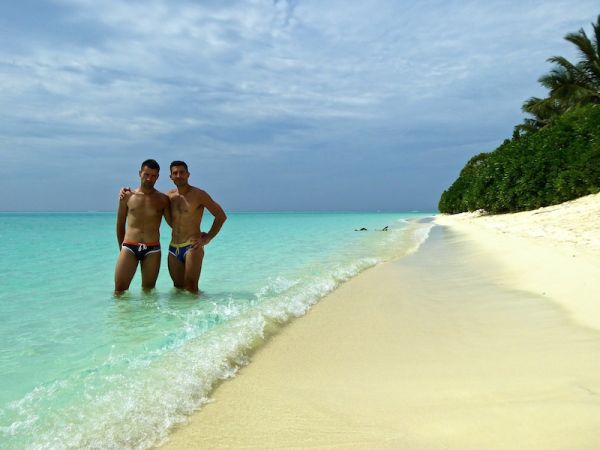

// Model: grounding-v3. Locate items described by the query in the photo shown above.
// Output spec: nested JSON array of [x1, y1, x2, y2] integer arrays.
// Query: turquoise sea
[[0, 212, 433, 449]]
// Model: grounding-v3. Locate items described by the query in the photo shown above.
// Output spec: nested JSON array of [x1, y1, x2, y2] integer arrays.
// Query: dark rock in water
[[381, 226, 388, 231], [354, 227, 368, 231]]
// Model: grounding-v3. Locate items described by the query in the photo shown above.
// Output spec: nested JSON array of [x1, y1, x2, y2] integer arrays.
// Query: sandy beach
[[161, 194, 600, 449], [435, 193, 600, 332]]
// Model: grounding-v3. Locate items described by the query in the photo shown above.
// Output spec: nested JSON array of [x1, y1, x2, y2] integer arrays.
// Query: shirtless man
[[119, 160, 227, 294], [114, 159, 170, 294], [166, 161, 227, 293]]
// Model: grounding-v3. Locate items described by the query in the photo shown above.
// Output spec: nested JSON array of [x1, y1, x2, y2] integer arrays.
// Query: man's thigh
[[115, 249, 139, 290], [184, 247, 204, 281], [140, 251, 162, 288], [168, 253, 185, 287]]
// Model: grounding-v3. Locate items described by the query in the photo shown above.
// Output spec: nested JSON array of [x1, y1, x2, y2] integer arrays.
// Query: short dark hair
[[141, 159, 160, 171], [170, 160, 188, 172]]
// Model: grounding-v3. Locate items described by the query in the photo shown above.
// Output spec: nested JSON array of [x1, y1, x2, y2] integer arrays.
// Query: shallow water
[[0, 211, 433, 449]]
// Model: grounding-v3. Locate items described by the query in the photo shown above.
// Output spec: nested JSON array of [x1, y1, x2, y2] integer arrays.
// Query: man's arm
[[200, 191, 227, 245], [163, 195, 173, 228], [116, 196, 128, 249]]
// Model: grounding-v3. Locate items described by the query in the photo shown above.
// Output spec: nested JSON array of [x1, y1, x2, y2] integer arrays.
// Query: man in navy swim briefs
[[120, 161, 227, 294], [165, 161, 227, 294], [114, 159, 171, 294]]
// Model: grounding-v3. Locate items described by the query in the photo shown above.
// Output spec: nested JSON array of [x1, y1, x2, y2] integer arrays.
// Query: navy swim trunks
[[168, 241, 194, 263]]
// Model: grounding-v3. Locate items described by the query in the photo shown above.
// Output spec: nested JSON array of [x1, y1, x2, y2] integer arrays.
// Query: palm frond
[[592, 15, 600, 59], [547, 55, 578, 71], [564, 30, 596, 63], [522, 14, 600, 128]]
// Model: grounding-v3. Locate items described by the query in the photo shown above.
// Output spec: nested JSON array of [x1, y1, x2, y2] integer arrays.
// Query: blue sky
[[1, 1, 598, 211]]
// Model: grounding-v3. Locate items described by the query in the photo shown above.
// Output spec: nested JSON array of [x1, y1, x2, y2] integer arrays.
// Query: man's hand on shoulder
[[119, 187, 132, 201], [166, 188, 179, 198]]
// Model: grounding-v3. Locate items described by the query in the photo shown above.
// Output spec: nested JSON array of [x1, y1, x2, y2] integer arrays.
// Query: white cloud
[[0, 0, 598, 209]]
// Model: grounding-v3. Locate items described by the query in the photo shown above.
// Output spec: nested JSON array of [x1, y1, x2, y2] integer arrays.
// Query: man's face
[[139, 166, 159, 188], [170, 165, 189, 186]]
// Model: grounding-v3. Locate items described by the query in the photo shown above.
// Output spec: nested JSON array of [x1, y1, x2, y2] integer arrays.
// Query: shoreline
[[160, 195, 600, 449]]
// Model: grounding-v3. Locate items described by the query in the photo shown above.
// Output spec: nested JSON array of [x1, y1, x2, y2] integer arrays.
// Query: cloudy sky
[[0, 1, 598, 211]]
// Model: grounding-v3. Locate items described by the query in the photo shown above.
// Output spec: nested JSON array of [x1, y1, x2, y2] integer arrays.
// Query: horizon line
[[0, 209, 438, 214]]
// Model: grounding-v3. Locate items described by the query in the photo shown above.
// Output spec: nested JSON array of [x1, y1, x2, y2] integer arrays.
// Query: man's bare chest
[[128, 195, 163, 215], [171, 196, 202, 215]]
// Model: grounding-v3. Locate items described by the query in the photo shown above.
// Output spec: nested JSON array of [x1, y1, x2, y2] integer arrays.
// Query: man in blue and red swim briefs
[[114, 159, 171, 294]]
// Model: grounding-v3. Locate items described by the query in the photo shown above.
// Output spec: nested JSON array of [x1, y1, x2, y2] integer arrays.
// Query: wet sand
[[161, 197, 600, 449]]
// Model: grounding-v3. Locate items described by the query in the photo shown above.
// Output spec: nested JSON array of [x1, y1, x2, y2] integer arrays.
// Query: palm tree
[[514, 96, 564, 135], [517, 14, 600, 134]]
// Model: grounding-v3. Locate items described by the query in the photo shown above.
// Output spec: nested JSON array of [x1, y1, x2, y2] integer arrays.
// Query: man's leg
[[168, 253, 185, 289], [183, 246, 204, 294], [114, 249, 138, 294], [140, 251, 161, 291]]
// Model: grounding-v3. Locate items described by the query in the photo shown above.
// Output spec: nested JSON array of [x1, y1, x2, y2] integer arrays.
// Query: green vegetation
[[439, 105, 600, 213], [439, 15, 600, 214]]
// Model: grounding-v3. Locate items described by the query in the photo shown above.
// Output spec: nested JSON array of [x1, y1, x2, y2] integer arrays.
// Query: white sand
[[160, 194, 600, 449], [435, 193, 600, 331], [437, 193, 600, 253]]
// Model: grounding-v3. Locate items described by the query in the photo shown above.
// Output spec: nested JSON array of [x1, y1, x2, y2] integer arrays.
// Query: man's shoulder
[[145, 189, 169, 203], [155, 192, 171, 208], [165, 188, 180, 199], [189, 185, 208, 197], [120, 188, 136, 203]]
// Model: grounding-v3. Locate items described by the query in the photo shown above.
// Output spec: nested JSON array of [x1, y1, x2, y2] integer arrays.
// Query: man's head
[[142, 159, 160, 171], [139, 159, 160, 189], [170, 160, 190, 187]]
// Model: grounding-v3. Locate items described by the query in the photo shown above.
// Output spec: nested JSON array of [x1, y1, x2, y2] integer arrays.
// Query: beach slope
[[162, 194, 600, 449]]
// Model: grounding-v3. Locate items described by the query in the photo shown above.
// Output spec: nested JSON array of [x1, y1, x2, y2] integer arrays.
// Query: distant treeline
[[439, 15, 600, 214]]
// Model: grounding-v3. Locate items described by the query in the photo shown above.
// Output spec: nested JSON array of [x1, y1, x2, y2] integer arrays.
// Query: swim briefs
[[169, 241, 194, 263], [122, 241, 161, 261]]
